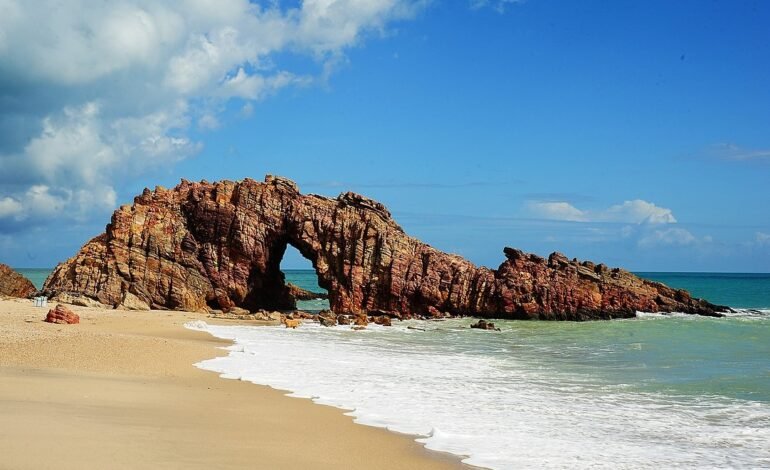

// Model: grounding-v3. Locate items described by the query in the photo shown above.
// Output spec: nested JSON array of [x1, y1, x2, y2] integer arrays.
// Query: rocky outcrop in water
[[287, 283, 328, 301], [0, 263, 36, 298], [43, 176, 728, 320]]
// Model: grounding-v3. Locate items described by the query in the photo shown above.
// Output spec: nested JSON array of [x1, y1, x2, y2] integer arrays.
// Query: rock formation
[[0, 263, 36, 298], [287, 283, 328, 301], [45, 304, 80, 324], [43, 175, 728, 320], [471, 319, 500, 331]]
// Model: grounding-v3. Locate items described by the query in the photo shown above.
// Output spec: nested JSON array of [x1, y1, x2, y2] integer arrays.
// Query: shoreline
[[0, 298, 467, 470]]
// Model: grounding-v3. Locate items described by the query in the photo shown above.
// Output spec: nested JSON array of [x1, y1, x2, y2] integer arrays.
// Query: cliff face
[[0, 263, 36, 298], [43, 176, 727, 319]]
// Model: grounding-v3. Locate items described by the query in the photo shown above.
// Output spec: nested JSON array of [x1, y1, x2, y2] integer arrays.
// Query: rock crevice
[[43, 176, 727, 320]]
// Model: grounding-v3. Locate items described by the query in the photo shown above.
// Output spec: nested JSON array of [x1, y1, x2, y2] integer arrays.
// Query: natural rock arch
[[43, 175, 726, 320]]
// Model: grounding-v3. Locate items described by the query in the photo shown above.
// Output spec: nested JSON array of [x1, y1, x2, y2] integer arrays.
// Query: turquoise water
[[283, 269, 330, 311], [282, 269, 326, 293], [637, 272, 770, 309], [15, 268, 52, 290]]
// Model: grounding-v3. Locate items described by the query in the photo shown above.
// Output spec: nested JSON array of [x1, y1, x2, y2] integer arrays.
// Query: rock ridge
[[42, 175, 728, 320]]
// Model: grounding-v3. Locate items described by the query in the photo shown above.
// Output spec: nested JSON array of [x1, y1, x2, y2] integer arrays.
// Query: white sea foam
[[189, 320, 770, 469], [637, 308, 770, 319]]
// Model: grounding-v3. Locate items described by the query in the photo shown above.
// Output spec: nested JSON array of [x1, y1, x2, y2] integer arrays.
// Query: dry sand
[[0, 298, 467, 470]]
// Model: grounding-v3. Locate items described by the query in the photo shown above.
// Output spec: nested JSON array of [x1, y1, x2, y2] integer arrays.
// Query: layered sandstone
[[0, 263, 36, 298], [43, 176, 727, 320], [45, 304, 80, 324]]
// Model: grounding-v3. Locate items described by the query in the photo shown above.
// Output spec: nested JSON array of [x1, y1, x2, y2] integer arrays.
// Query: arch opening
[[280, 244, 330, 312]]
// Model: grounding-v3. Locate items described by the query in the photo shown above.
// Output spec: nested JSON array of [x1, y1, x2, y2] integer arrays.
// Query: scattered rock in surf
[[426, 306, 447, 319], [353, 313, 368, 327], [371, 315, 392, 326], [318, 310, 337, 327], [470, 319, 500, 331], [291, 311, 314, 320]]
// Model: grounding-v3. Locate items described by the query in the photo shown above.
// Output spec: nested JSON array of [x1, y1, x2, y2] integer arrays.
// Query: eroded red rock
[[45, 304, 80, 324], [42, 176, 728, 320], [0, 263, 36, 298]]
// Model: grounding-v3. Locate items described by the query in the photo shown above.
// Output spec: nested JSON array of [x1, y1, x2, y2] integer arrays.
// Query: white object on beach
[[184, 320, 209, 331], [33, 296, 48, 308]]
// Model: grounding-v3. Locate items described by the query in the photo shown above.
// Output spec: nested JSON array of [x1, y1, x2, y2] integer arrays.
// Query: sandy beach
[[0, 298, 466, 470]]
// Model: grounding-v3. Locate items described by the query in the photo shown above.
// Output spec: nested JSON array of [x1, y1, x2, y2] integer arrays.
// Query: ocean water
[[15, 268, 52, 290], [637, 272, 769, 309], [187, 271, 770, 469], [16, 267, 770, 468], [283, 269, 330, 311]]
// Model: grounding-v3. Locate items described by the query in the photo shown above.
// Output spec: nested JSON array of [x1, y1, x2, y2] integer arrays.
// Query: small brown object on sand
[[45, 304, 80, 325]]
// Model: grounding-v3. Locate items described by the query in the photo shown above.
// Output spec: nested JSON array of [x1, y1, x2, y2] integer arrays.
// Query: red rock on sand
[[45, 304, 80, 324]]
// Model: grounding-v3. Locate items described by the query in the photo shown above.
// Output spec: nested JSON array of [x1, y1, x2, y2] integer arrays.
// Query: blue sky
[[0, 0, 768, 271]]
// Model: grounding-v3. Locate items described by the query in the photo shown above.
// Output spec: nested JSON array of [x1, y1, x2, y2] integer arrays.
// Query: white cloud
[[0, 0, 427, 231], [531, 202, 586, 222], [603, 200, 676, 224], [529, 199, 676, 224], [756, 232, 770, 246], [469, 0, 522, 13], [0, 197, 23, 219], [0, 185, 116, 224], [638, 228, 697, 247]]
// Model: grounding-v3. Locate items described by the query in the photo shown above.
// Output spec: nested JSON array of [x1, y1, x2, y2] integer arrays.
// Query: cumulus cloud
[[529, 199, 677, 224], [0, 0, 426, 231]]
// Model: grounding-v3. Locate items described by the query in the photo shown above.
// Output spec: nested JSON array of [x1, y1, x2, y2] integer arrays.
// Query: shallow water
[[190, 313, 770, 469], [190, 270, 770, 469]]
